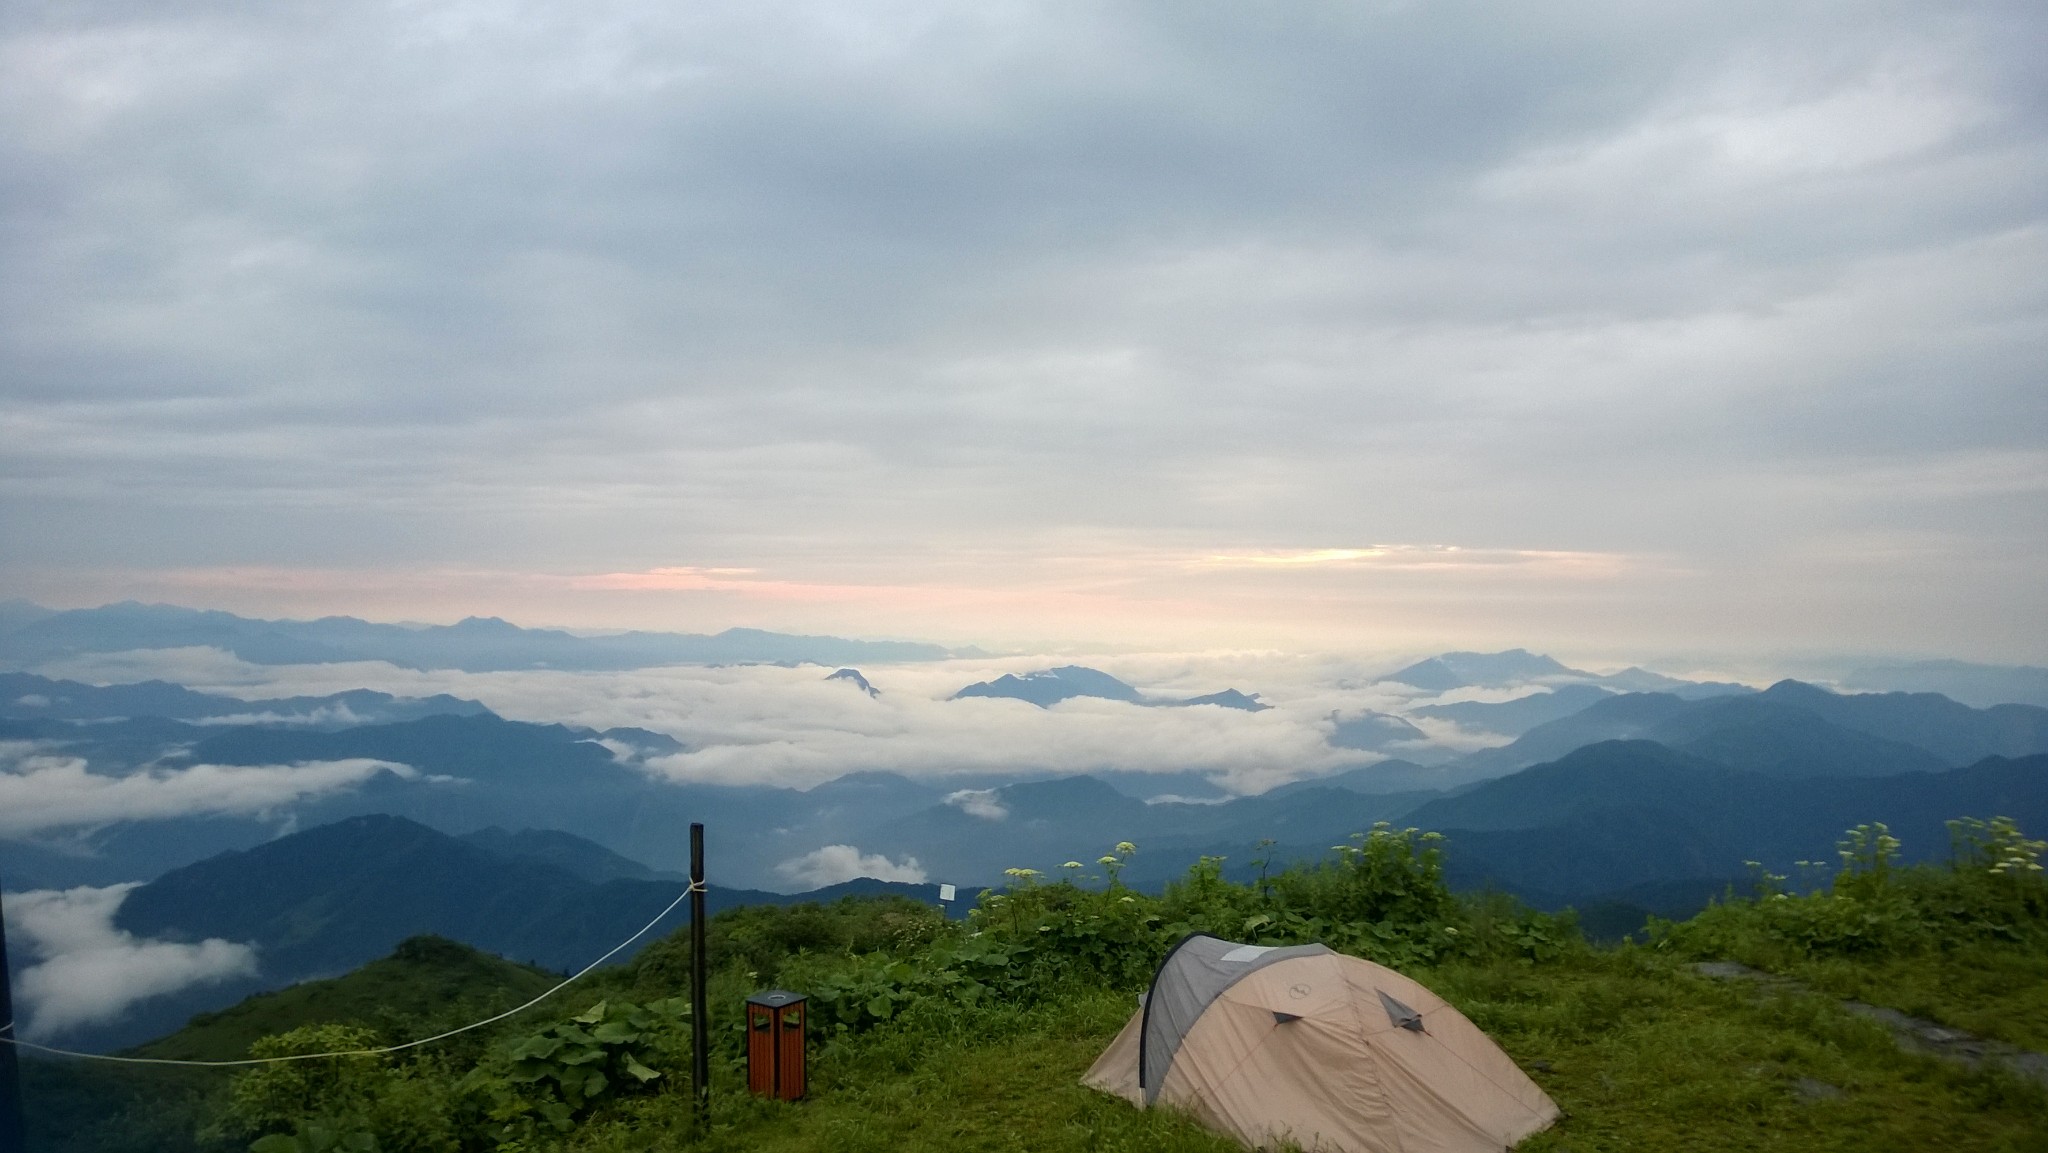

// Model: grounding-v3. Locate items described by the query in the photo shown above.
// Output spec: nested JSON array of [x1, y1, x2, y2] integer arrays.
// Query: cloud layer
[[0, 749, 416, 835], [0, 2, 2041, 656], [41, 647, 1477, 791], [6, 883, 258, 1037]]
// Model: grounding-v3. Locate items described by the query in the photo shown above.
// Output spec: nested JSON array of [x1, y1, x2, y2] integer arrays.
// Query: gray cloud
[[1, 1, 2042, 657], [5, 882, 258, 1037]]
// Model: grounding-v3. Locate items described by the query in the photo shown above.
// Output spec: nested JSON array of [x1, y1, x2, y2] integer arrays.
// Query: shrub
[[1653, 817, 2048, 965], [459, 997, 687, 1146], [214, 1025, 461, 1153]]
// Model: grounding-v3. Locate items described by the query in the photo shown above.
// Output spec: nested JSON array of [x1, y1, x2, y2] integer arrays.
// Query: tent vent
[[1272, 1011, 1303, 1024], [1377, 989, 1426, 1032]]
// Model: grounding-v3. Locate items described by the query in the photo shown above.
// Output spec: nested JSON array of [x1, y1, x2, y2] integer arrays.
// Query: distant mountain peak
[[1164, 688, 1271, 712], [952, 666, 1144, 707], [1379, 650, 1576, 691], [950, 666, 1265, 710], [1327, 710, 1430, 752], [826, 668, 880, 697]]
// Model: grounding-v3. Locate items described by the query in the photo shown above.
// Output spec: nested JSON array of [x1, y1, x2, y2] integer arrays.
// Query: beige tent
[[1084, 935, 1559, 1152]]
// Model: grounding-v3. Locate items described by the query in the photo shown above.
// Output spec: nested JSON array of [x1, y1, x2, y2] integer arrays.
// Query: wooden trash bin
[[745, 990, 807, 1101]]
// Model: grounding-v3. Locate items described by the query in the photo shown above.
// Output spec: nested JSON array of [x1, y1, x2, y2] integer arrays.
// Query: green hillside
[[131, 935, 561, 1064], [23, 820, 2048, 1153]]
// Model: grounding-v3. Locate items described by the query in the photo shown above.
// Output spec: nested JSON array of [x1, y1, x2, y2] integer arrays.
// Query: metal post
[[689, 823, 709, 1130], [1, 879, 28, 1153]]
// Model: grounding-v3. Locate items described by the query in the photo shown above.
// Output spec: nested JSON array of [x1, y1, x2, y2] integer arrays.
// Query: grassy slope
[[552, 949, 2048, 1153], [1447, 953, 2048, 1153], [29, 897, 2048, 1153], [1761, 943, 2048, 1054], [24, 936, 561, 1153], [131, 935, 560, 1063]]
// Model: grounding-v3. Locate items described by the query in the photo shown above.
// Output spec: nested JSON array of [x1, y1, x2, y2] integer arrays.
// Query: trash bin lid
[[746, 989, 807, 1007]]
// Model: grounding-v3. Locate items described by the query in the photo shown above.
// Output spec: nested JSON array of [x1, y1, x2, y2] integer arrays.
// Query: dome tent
[[1083, 935, 1559, 1152]]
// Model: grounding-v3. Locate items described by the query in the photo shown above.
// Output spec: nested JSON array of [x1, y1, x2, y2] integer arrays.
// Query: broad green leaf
[[511, 1034, 564, 1060]]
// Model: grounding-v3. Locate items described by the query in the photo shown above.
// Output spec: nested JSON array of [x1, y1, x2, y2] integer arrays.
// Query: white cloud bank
[[6, 883, 258, 1037], [0, 752, 417, 836], [30, 647, 1432, 791], [775, 845, 927, 889], [17, 644, 1756, 795]]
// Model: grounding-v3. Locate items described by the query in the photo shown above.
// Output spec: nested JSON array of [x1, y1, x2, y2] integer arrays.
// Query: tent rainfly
[[1083, 935, 1560, 1152]]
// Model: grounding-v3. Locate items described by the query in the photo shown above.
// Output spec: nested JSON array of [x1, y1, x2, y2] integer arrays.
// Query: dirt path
[[1689, 961, 2048, 1086]]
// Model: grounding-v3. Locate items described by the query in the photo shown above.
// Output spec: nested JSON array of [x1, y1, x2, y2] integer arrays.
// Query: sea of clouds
[[0, 643, 1748, 1035], [28, 646, 1494, 794]]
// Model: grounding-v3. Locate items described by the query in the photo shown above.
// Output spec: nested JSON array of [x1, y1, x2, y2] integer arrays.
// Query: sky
[[2, 1, 2044, 660]]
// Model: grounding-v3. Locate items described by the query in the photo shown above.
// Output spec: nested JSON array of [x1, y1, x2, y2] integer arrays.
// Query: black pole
[[1, 879, 28, 1153], [689, 823, 709, 1130]]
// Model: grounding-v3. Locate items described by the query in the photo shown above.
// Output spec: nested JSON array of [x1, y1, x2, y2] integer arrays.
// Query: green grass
[[1762, 943, 2048, 1054], [538, 948, 2048, 1153], [562, 987, 1246, 1153], [30, 928, 2048, 1153], [1442, 951, 2048, 1153]]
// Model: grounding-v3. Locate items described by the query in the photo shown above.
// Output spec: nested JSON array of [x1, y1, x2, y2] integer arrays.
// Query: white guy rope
[[0, 880, 707, 1068]]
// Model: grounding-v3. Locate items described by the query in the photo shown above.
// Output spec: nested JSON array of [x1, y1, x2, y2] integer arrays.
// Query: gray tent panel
[[1139, 934, 1332, 1103], [1376, 988, 1425, 1032]]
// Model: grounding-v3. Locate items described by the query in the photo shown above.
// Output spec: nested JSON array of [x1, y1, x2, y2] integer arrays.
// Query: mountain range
[[39, 736, 2046, 1049], [1, 710, 957, 890], [9, 666, 2047, 894], [1839, 659, 2048, 710], [1443, 679, 2048, 781], [1, 671, 491, 727], [0, 601, 968, 672], [1374, 649, 1750, 697], [21, 814, 950, 1051]]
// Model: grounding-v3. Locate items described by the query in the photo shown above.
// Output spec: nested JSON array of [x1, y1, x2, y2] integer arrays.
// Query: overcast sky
[[2, 1, 2043, 659]]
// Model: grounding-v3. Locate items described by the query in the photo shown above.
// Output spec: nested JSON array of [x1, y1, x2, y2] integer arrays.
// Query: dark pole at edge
[[689, 823, 709, 1130], [1, 879, 29, 1153]]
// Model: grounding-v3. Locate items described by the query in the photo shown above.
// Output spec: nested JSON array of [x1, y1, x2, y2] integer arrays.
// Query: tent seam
[[1340, 959, 1407, 1153], [1143, 935, 1334, 1104]]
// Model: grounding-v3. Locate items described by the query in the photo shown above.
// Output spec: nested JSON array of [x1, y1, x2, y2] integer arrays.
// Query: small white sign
[[938, 883, 957, 902]]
